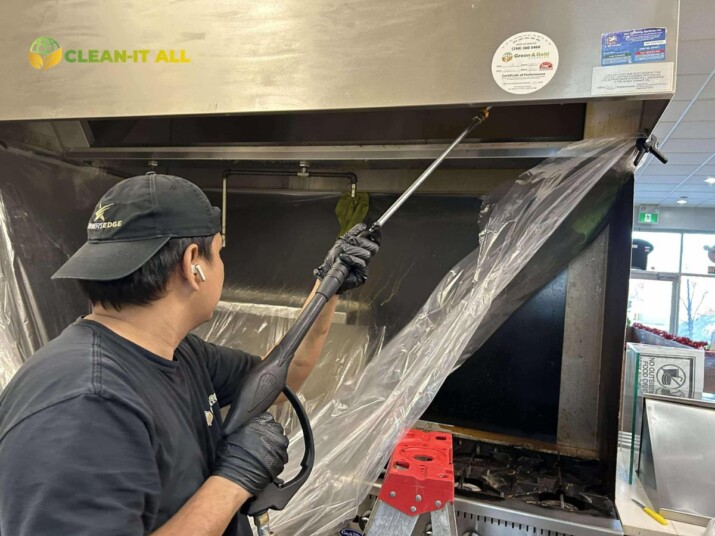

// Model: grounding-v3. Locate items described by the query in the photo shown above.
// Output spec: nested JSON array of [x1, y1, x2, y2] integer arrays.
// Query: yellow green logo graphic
[[28, 36, 191, 69], [28, 36, 63, 71]]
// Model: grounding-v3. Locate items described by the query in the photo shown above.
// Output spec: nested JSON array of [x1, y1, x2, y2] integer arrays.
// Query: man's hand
[[213, 413, 289, 497], [313, 223, 381, 294]]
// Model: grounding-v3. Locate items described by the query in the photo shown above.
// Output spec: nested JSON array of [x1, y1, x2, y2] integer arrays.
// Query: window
[[632, 231, 681, 273], [628, 278, 673, 331], [629, 231, 715, 342], [678, 276, 715, 343], [681, 233, 715, 276]]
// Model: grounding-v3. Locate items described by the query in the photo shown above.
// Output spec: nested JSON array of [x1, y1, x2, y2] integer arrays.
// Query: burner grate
[[452, 438, 616, 519]]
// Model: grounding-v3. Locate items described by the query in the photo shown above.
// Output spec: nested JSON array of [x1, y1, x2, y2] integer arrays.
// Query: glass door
[[628, 273, 678, 333], [677, 276, 715, 344]]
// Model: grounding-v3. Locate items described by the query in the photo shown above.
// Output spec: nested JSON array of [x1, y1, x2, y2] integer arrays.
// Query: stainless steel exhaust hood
[[0, 0, 678, 165]]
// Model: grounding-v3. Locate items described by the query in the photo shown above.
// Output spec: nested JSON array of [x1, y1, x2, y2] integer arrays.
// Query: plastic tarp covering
[[197, 138, 636, 535], [0, 148, 119, 389], [0, 187, 35, 389], [194, 302, 385, 437]]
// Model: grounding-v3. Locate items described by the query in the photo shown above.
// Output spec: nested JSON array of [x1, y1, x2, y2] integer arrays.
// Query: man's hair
[[78, 236, 214, 311]]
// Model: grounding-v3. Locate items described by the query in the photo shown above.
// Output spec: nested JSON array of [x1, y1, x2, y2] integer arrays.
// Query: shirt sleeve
[[0, 394, 161, 536], [185, 334, 262, 407]]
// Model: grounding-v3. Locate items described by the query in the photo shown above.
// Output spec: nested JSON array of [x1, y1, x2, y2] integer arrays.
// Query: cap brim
[[52, 237, 171, 281]]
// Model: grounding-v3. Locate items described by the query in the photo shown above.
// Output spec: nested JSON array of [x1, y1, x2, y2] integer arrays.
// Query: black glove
[[314, 223, 381, 294], [213, 413, 289, 496]]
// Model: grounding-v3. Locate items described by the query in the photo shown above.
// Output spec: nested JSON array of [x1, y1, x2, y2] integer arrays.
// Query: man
[[0, 174, 380, 536]]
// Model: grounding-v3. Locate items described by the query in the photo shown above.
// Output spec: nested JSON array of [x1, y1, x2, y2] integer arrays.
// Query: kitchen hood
[[0, 0, 678, 170]]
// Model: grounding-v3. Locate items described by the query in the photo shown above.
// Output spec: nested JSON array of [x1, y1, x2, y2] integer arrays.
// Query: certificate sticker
[[491, 32, 559, 95], [601, 28, 666, 66]]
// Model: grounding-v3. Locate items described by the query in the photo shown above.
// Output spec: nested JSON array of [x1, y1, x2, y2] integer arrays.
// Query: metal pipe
[[223, 168, 357, 182], [221, 175, 227, 247], [374, 107, 490, 228], [220, 168, 358, 246], [64, 140, 566, 161]]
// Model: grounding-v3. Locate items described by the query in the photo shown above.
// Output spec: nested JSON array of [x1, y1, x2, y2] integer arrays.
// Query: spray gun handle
[[241, 386, 315, 517], [315, 222, 381, 299]]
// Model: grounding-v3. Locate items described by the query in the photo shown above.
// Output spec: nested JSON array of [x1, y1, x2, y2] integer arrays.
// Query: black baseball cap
[[52, 173, 221, 281]]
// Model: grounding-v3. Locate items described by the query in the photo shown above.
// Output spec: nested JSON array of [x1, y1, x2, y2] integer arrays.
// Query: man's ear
[[180, 243, 201, 291]]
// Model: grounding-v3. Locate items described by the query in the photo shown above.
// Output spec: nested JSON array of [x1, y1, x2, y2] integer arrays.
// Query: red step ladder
[[364, 430, 457, 536]]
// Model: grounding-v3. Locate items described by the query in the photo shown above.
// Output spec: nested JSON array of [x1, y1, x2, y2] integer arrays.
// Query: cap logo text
[[87, 220, 123, 230]]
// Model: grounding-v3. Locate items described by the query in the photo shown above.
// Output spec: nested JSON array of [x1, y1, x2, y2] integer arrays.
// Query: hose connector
[[254, 512, 272, 536]]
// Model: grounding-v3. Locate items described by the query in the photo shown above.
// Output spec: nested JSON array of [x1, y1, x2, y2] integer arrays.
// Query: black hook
[[635, 135, 668, 167]]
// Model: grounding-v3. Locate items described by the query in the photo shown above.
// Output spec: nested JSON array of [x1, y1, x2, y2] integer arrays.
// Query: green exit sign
[[638, 206, 659, 224]]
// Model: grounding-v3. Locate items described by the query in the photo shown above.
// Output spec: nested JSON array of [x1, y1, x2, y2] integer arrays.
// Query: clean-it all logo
[[28, 37, 63, 71], [28, 36, 191, 71]]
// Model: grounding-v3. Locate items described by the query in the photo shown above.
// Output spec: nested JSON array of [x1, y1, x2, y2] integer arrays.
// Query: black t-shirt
[[0, 318, 261, 536]]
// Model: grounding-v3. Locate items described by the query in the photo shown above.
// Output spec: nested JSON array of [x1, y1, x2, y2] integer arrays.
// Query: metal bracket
[[635, 135, 668, 167], [297, 161, 310, 177]]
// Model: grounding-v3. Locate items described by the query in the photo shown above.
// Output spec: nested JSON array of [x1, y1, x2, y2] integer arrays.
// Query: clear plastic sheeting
[[0, 190, 41, 388], [0, 147, 119, 388], [194, 301, 385, 437], [260, 138, 636, 535], [455, 139, 636, 368]]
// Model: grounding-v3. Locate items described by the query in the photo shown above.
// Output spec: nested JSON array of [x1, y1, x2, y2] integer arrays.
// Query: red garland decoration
[[632, 322, 709, 350]]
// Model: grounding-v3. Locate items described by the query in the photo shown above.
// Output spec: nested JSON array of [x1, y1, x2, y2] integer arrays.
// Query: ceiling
[[636, 0, 715, 207]]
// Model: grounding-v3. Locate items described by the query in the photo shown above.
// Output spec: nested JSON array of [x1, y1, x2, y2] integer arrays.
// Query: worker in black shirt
[[0, 174, 380, 536]]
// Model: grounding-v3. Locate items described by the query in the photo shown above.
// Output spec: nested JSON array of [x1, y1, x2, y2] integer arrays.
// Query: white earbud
[[192, 264, 207, 282]]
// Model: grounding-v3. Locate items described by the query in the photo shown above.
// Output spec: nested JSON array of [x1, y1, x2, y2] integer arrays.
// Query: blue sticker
[[601, 28, 666, 66], [339, 530, 363, 536]]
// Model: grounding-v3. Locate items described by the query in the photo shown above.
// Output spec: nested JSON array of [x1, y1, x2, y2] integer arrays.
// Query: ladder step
[[365, 429, 457, 535]]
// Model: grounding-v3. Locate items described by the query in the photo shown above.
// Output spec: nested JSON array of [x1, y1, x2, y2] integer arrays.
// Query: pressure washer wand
[[222, 108, 491, 536], [371, 107, 491, 232]]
